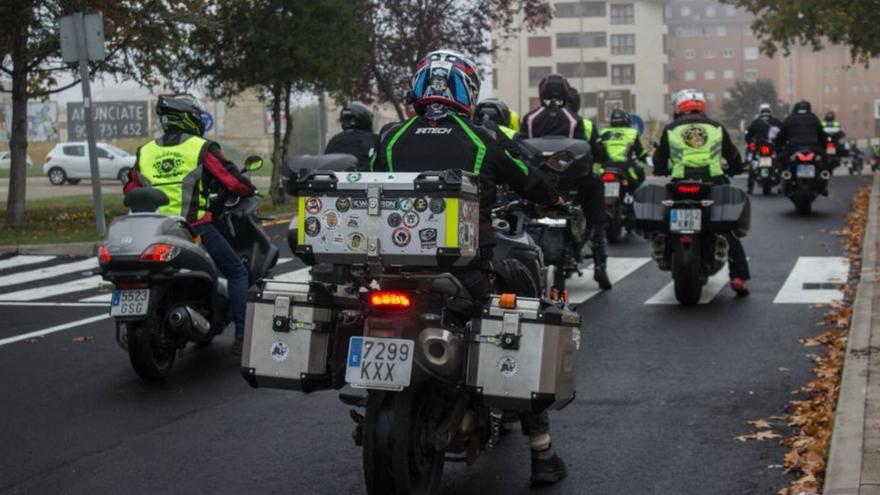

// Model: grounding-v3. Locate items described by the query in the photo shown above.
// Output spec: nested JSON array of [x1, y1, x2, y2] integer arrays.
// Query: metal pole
[[75, 13, 105, 235], [318, 92, 327, 151]]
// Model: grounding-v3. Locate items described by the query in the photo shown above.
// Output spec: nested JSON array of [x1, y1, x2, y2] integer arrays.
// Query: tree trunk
[[275, 84, 294, 205], [269, 85, 285, 205], [372, 64, 404, 120], [5, 69, 29, 229]]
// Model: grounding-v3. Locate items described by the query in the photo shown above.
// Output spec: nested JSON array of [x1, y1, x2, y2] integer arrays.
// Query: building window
[[743, 47, 759, 60], [722, 48, 735, 58], [612, 64, 635, 85], [723, 69, 735, 80], [610, 4, 634, 25], [611, 34, 635, 55], [582, 92, 599, 108], [528, 66, 552, 87], [556, 1, 607, 18], [704, 48, 715, 59], [724, 91, 732, 99], [528, 36, 552, 57], [684, 70, 696, 81], [706, 6, 717, 17], [680, 6, 691, 17], [725, 5, 737, 16], [557, 32, 607, 48], [557, 62, 608, 78], [743, 69, 758, 82], [704, 70, 716, 81], [684, 49, 696, 59]]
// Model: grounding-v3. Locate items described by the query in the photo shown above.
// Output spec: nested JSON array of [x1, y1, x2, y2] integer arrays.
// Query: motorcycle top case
[[288, 169, 480, 268], [633, 183, 750, 236], [241, 279, 358, 393], [467, 296, 581, 413]]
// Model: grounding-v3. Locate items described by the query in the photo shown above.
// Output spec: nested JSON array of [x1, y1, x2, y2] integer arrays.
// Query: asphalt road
[[0, 175, 868, 494]]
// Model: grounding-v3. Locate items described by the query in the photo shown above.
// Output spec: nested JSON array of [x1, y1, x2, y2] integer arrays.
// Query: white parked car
[[0, 151, 34, 168], [42, 142, 136, 186]]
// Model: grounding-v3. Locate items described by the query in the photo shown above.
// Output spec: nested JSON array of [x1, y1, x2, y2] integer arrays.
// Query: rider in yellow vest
[[124, 94, 256, 353], [598, 109, 647, 190], [652, 89, 752, 296], [475, 98, 517, 139]]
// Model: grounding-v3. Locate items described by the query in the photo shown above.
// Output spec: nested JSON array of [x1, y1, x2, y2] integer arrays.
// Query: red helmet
[[673, 89, 707, 115]]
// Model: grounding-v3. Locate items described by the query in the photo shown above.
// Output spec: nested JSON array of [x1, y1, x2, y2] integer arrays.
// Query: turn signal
[[97, 245, 111, 264], [369, 291, 412, 310], [498, 293, 517, 309], [139, 243, 180, 263]]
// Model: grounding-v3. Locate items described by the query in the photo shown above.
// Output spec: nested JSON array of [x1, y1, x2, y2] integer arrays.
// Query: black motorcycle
[[600, 163, 635, 243], [98, 157, 278, 381], [747, 140, 779, 195], [780, 148, 830, 215]]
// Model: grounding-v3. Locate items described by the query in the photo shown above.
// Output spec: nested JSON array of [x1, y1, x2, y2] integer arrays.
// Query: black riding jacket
[[518, 105, 607, 163], [777, 111, 825, 152], [370, 113, 559, 248], [745, 116, 783, 144], [325, 129, 379, 169]]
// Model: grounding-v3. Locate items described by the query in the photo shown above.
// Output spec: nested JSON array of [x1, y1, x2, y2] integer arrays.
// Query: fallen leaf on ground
[[71, 336, 92, 343], [748, 419, 772, 429]]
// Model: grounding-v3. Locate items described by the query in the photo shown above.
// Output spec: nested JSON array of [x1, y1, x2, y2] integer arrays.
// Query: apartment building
[[666, 0, 779, 115], [493, 0, 669, 125]]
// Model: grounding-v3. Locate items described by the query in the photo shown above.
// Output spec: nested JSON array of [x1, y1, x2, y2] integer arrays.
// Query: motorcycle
[[600, 162, 636, 243], [780, 148, 830, 215], [634, 179, 749, 305], [746, 140, 779, 195], [845, 148, 864, 175], [98, 157, 278, 381]]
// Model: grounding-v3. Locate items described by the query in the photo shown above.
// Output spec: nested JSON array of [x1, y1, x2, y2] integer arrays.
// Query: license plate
[[670, 209, 702, 233], [760, 168, 769, 177], [604, 182, 620, 198], [759, 157, 773, 167], [110, 288, 150, 316], [827, 148, 836, 156], [346, 336, 414, 391], [797, 164, 816, 178]]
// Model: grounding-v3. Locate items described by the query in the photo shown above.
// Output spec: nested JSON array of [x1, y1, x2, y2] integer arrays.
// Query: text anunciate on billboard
[[67, 101, 148, 140]]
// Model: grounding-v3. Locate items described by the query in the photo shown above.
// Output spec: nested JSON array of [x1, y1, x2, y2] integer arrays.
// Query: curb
[[824, 172, 879, 494], [0, 241, 98, 257]]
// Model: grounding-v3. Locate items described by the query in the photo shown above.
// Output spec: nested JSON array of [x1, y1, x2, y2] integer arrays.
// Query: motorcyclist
[[475, 98, 517, 139], [324, 101, 379, 169], [597, 108, 647, 190], [776, 100, 829, 194], [652, 89, 751, 296], [519, 75, 612, 290], [822, 111, 846, 154], [124, 94, 256, 354], [744, 104, 783, 193], [371, 49, 569, 485]]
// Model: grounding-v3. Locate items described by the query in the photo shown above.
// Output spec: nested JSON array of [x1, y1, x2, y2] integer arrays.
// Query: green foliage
[[721, 79, 788, 130], [721, 0, 880, 62]]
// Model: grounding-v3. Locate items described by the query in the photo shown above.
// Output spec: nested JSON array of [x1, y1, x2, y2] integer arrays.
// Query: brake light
[[601, 172, 618, 182], [796, 152, 815, 162], [97, 245, 111, 264], [759, 145, 771, 155], [748, 143, 756, 151], [826, 142, 836, 150], [139, 243, 180, 262], [369, 291, 412, 310], [676, 184, 702, 194]]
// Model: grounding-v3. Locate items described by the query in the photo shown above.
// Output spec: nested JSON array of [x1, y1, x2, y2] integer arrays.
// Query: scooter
[[98, 157, 278, 381]]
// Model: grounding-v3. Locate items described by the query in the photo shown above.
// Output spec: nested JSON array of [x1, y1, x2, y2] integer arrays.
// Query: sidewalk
[[824, 172, 880, 495]]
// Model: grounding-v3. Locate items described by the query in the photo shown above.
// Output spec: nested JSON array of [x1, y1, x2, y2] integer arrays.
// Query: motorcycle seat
[[124, 188, 170, 213]]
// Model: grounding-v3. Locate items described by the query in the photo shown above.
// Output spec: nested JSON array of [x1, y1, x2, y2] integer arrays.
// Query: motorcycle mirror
[[546, 151, 574, 172], [244, 155, 264, 172]]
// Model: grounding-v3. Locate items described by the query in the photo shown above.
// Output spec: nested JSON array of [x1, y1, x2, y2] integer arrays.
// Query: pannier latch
[[367, 184, 382, 216], [499, 311, 521, 350], [272, 296, 291, 332]]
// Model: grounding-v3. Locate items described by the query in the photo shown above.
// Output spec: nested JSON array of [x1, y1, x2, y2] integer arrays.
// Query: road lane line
[[0, 255, 55, 271], [0, 314, 110, 347], [645, 264, 729, 305], [773, 256, 850, 304], [79, 293, 112, 303], [0, 301, 107, 307], [277, 257, 293, 265], [568, 257, 651, 304], [0, 275, 104, 301], [0, 257, 98, 289]]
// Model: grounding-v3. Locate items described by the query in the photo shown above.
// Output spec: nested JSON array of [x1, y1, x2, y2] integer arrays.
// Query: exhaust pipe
[[167, 306, 211, 336], [820, 170, 831, 180], [714, 235, 730, 263], [418, 328, 463, 378], [781, 170, 792, 180]]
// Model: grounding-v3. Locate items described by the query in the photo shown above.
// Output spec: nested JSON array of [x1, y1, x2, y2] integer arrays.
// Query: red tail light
[[748, 143, 756, 151], [601, 172, 618, 182], [676, 184, 702, 194], [369, 291, 412, 310], [759, 145, 771, 155], [139, 243, 180, 262], [826, 142, 835, 150], [97, 245, 111, 264], [796, 152, 815, 162]]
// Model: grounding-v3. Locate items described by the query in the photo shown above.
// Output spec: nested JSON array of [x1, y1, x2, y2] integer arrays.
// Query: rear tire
[[363, 387, 445, 495], [47, 167, 67, 186], [794, 196, 813, 215], [606, 212, 623, 244], [762, 181, 773, 196], [672, 241, 702, 305], [126, 318, 176, 382]]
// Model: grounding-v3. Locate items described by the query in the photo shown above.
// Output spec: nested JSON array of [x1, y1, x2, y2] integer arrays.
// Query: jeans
[[195, 222, 249, 339]]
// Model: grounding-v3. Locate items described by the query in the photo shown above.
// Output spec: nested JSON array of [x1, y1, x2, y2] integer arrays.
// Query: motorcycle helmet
[[157, 94, 207, 136], [759, 103, 772, 117], [567, 87, 581, 113], [539, 73, 572, 107], [824, 111, 836, 122], [340, 101, 374, 131], [672, 89, 706, 115], [475, 98, 511, 128], [793, 100, 812, 114], [609, 108, 632, 127], [411, 49, 481, 116]]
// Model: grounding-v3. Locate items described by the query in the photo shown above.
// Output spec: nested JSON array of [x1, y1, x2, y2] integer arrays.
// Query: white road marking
[[0, 275, 104, 301], [276, 257, 293, 265], [645, 264, 730, 305], [0, 255, 55, 271], [272, 267, 311, 283], [0, 257, 98, 289], [0, 313, 110, 347], [568, 257, 651, 304], [773, 256, 850, 304], [79, 293, 112, 303], [0, 301, 107, 308]]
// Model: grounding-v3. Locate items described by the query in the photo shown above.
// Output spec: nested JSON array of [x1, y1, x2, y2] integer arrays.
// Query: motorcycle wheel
[[606, 213, 623, 244], [672, 241, 703, 305], [126, 318, 176, 382], [363, 387, 445, 495], [794, 196, 813, 215], [762, 181, 773, 196]]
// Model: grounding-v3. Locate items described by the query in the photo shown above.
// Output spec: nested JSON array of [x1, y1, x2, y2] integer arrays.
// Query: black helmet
[[475, 98, 511, 127], [793, 100, 812, 114], [538, 73, 571, 107], [567, 87, 581, 113], [157, 94, 206, 136], [609, 109, 631, 127], [824, 111, 836, 121], [340, 101, 373, 131]]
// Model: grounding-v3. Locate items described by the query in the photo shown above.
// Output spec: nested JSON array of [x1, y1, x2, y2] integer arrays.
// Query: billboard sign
[[67, 100, 148, 140]]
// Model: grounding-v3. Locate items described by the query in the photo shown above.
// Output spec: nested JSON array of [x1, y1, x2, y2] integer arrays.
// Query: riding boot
[[591, 237, 612, 290]]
